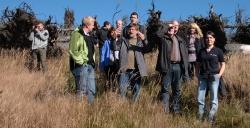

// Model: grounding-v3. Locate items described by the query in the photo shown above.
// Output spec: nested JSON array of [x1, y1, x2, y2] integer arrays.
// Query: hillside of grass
[[0, 49, 250, 128]]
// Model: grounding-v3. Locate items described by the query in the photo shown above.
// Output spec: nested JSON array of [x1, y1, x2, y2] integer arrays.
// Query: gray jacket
[[119, 38, 148, 77], [29, 29, 49, 50]]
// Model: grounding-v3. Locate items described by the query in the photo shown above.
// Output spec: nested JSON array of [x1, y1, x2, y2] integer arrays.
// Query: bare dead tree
[[112, 4, 122, 25], [235, 5, 244, 25], [146, 0, 162, 51], [0, 2, 62, 58], [64, 8, 74, 29]]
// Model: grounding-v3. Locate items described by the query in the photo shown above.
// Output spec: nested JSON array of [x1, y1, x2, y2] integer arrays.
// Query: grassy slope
[[0, 50, 249, 128]]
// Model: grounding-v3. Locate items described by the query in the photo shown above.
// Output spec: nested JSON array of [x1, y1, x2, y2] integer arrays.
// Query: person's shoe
[[164, 107, 170, 113], [197, 114, 205, 122], [208, 116, 216, 126], [173, 110, 182, 116]]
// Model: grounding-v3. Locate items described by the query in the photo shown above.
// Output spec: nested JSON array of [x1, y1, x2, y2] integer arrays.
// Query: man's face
[[87, 22, 95, 32], [116, 20, 123, 28], [106, 24, 111, 30], [167, 26, 175, 36], [172, 21, 179, 34], [130, 15, 138, 24], [129, 26, 137, 38]]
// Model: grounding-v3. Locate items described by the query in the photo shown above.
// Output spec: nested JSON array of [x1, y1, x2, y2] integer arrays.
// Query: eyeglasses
[[169, 27, 174, 30]]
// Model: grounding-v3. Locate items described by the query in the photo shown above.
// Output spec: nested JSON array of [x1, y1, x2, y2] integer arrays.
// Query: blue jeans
[[71, 64, 96, 104], [119, 69, 141, 102], [197, 74, 220, 120], [161, 63, 182, 113]]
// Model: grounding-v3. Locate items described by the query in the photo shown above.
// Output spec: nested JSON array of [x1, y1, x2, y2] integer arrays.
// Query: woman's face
[[190, 28, 196, 34], [110, 30, 117, 39], [206, 34, 215, 46]]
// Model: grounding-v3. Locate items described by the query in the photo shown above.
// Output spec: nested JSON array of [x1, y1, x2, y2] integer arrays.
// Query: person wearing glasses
[[119, 23, 148, 102], [153, 21, 189, 114]]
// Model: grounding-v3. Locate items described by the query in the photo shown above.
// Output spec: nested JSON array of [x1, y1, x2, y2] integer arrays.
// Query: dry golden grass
[[0, 49, 249, 128]]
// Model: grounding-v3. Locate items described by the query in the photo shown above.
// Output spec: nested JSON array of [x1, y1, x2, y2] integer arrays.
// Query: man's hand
[[137, 31, 145, 40]]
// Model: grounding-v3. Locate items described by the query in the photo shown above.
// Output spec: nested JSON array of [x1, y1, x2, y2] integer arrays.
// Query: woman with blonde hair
[[186, 23, 205, 79]]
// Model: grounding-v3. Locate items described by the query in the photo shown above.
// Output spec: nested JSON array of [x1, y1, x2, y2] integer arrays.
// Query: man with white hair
[[154, 21, 189, 114], [115, 19, 123, 37]]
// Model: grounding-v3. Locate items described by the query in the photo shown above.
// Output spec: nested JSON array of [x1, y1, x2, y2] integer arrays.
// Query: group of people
[[28, 11, 226, 123]]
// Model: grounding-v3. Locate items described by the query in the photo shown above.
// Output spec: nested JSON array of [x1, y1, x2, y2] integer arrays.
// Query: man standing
[[115, 19, 123, 38], [69, 16, 96, 104], [123, 12, 146, 39], [155, 21, 189, 113], [97, 21, 111, 49], [119, 23, 148, 102], [28, 20, 49, 72]]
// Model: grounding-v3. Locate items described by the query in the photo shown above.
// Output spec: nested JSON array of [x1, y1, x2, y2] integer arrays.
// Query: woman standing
[[100, 27, 120, 91], [196, 31, 225, 123], [186, 23, 205, 79]]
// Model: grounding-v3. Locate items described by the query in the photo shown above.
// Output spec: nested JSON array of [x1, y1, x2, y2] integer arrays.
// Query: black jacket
[[155, 27, 189, 80], [97, 27, 109, 47]]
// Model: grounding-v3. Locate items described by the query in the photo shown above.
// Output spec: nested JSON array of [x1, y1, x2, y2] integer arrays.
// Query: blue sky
[[1, 0, 250, 26]]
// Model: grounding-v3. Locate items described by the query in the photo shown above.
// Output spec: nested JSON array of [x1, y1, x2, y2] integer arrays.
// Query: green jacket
[[69, 28, 88, 65]]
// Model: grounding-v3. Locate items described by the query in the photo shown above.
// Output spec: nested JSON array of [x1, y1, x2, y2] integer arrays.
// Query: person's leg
[[197, 76, 208, 120], [161, 71, 172, 113], [131, 71, 141, 102], [36, 49, 42, 71], [109, 65, 117, 91], [39, 48, 47, 72], [119, 72, 130, 98], [171, 64, 182, 113], [112, 61, 120, 92], [188, 62, 192, 79], [190, 62, 195, 79], [208, 74, 220, 122], [72, 66, 85, 100], [86, 65, 96, 104], [104, 66, 110, 91], [29, 50, 37, 71]]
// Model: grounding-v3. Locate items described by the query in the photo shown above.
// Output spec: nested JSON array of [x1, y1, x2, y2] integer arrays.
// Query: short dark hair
[[130, 12, 138, 18], [129, 23, 139, 30], [103, 21, 110, 27], [206, 31, 215, 38], [107, 27, 116, 38], [34, 20, 44, 25]]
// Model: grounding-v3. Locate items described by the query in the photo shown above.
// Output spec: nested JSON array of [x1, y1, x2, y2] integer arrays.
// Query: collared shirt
[[197, 47, 224, 75], [83, 29, 90, 36], [171, 36, 181, 62]]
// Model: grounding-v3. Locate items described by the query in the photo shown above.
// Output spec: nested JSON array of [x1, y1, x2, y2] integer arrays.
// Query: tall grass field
[[0, 49, 250, 128]]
